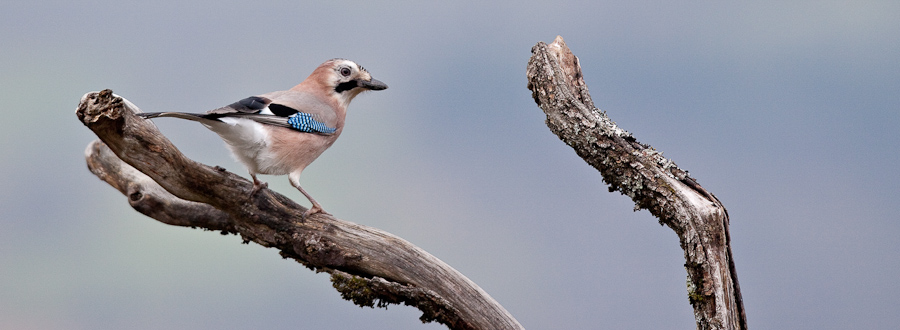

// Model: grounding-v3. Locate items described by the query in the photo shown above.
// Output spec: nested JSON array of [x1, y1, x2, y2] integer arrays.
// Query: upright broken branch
[[77, 90, 523, 330], [526, 36, 747, 330]]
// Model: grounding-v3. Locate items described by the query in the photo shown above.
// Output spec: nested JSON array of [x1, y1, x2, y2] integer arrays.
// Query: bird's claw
[[301, 206, 330, 220], [249, 181, 268, 196]]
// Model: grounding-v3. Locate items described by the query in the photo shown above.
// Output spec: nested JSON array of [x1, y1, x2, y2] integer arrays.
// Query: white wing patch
[[257, 106, 275, 116]]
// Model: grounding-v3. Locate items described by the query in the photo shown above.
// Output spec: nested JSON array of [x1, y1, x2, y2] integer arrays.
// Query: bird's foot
[[301, 204, 330, 220], [249, 181, 268, 197]]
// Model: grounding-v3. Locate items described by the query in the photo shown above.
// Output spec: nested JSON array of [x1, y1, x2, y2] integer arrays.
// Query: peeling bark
[[526, 36, 747, 330], [77, 89, 522, 330]]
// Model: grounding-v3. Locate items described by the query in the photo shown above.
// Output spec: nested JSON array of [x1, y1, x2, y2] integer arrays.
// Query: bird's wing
[[204, 91, 338, 135], [261, 90, 339, 129], [207, 95, 273, 114]]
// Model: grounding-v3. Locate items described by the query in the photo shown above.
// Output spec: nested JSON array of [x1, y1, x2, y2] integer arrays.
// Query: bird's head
[[298, 59, 387, 108]]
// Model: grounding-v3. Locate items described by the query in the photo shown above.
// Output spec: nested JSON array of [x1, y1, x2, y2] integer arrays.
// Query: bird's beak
[[360, 78, 388, 90]]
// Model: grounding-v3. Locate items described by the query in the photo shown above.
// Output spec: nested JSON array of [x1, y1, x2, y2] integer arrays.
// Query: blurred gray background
[[2, 1, 898, 329]]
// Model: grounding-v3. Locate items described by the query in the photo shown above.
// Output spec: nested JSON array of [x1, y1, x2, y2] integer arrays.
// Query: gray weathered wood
[[77, 89, 523, 330], [526, 36, 747, 330]]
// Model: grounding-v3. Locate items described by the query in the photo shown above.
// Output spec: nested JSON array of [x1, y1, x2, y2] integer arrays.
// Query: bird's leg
[[249, 173, 268, 196], [290, 180, 328, 218]]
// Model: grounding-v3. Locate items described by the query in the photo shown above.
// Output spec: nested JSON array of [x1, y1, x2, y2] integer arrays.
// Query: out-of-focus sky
[[2, 1, 898, 329]]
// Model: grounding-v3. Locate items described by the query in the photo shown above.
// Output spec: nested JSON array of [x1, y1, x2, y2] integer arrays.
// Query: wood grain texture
[[526, 36, 747, 330], [77, 89, 522, 330]]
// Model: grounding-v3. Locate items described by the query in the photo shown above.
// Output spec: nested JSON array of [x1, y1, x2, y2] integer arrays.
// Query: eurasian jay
[[138, 58, 387, 218]]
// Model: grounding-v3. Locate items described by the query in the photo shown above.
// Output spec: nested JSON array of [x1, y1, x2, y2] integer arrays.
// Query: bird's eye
[[340, 67, 352, 77]]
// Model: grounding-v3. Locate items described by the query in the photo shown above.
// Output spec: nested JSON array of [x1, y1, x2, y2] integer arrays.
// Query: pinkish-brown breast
[[260, 126, 342, 175]]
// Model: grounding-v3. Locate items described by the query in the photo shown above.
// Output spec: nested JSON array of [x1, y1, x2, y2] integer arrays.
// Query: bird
[[137, 58, 387, 218]]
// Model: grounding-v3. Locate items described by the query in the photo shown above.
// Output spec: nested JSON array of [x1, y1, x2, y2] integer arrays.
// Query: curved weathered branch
[[77, 89, 523, 330], [526, 36, 747, 330]]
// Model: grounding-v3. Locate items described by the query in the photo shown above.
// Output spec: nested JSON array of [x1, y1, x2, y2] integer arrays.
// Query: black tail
[[137, 112, 210, 122]]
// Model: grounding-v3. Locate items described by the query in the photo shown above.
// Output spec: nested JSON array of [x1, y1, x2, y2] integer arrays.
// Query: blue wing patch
[[287, 113, 337, 134]]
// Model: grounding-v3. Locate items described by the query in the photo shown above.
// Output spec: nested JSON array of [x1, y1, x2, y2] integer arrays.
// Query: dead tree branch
[[526, 36, 747, 330], [77, 89, 523, 330]]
